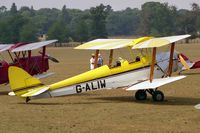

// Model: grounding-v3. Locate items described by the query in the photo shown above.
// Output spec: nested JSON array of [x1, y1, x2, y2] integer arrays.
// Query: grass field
[[0, 43, 200, 133]]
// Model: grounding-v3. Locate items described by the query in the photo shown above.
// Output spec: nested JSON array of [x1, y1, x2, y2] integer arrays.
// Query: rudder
[[8, 66, 43, 96]]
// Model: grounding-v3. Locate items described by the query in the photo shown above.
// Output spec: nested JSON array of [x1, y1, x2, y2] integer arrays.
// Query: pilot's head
[[135, 56, 140, 62]]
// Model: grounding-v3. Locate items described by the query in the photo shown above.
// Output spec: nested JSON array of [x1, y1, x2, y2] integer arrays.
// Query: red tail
[[180, 53, 200, 69], [180, 53, 189, 61], [191, 61, 200, 69]]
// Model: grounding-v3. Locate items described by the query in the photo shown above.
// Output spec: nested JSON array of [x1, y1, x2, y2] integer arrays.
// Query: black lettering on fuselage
[[76, 85, 82, 93], [75, 80, 106, 93], [85, 83, 91, 91], [91, 82, 97, 90], [97, 81, 100, 88], [100, 80, 106, 88]]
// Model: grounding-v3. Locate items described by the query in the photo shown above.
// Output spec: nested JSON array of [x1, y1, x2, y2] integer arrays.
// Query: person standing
[[90, 54, 95, 70], [97, 53, 103, 67]]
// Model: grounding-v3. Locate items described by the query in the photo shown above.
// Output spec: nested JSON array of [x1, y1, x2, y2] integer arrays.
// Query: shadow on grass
[[16, 93, 101, 105], [17, 101, 110, 105], [90, 96, 200, 106], [0, 91, 9, 95], [180, 72, 200, 75], [16, 95, 200, 106]]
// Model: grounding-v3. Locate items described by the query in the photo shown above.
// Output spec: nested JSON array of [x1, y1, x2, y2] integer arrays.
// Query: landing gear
[[152, 90, 164, 102], [135, 90, 147, 100], [134, 89, 164, 102]]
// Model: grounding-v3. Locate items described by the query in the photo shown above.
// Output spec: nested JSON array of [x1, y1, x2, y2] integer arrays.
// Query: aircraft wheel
[[135, 90, 147, 100], [152, 90, 164, 102]]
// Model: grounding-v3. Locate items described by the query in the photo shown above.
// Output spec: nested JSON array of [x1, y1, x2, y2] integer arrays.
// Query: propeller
[[38, 51, 59, 63], [47, 54, 59, 63], [178, 54, 190, 70]]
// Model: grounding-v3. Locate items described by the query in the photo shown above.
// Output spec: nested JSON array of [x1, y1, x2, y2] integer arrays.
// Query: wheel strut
[[147, 89, 164, 102], [134, 88, 165, 102]]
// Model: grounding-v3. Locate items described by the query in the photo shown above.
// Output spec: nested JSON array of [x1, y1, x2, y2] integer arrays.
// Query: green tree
[[192, 3, 200, 11], [75, 20, 89, 43], [0, 15, 27, 43], [47, 20, 69, 42], [1, 2, 200, 43], [106, 8, 140, 36], [0, 6, 7, 13], [139, 2, 176, 36], [8, 15, 27, 43], [89, 4, 111, 39], [0, 6, 7, 18], [0, 3, 28, 43], [192, 3, 200, 37], [20, 22, 37, 42], [10, 3, 17, 15], [0, 20, 10, 43], [30, 6, 35, 16], [61, 5, 71, 23], [35, 8, 60, 34], [19, 6, 34, 19], [176, 7, 197, 38]]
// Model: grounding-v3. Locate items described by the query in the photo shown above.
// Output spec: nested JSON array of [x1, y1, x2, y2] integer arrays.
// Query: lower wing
[[126, 76, 186, 91]]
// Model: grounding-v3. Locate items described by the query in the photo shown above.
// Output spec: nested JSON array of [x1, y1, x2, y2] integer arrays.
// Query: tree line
[[0, 2, 200, 43]]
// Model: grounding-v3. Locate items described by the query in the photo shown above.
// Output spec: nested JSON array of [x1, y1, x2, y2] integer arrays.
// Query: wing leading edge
[[75, 37, 154, 50], [75, 39, 135, 50], [0, 44, 14, 52], [75, 35, 190, 50], [131, 34, 191, 49], [11, 40, 58, 52]]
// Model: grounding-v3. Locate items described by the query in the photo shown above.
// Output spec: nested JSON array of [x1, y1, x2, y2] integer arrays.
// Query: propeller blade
[[47, 55, 59, 63], [38, 51, 59, 63], [179, 54, 190, 70]]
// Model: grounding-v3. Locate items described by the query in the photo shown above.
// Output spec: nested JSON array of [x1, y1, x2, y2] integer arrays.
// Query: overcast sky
[[1, 0, 200, 10]]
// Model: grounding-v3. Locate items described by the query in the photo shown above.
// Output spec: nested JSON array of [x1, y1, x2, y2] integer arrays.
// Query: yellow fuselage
[[49, 56, 151, 90]]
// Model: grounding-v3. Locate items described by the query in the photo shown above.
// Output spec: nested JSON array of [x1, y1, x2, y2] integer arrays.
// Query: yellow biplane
[[8, 35, 191, 103]]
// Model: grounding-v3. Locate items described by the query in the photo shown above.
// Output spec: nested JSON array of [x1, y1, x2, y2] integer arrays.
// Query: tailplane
[[8, 66, 49, 102]]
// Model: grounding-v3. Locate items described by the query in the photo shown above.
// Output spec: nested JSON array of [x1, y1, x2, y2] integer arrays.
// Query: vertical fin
[[8, 66, 43, 92]]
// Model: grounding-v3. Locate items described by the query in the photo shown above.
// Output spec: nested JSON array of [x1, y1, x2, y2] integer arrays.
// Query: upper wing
[[132, 34, 191, 49], [126, 76, 186, 91], [75, 35, 190, 50], [11, 40, 58, 52], [0, 44, 14, 52], [75, 39, 135, 50], [0, 44, 6, 49]]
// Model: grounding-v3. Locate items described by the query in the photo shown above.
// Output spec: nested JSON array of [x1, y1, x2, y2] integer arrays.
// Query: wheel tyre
[[152, 90, 164, 102], [135, 90, 147, 100]]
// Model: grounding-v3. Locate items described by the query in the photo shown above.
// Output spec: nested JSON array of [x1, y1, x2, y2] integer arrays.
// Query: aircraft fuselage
[[34, 65, 164, 99]]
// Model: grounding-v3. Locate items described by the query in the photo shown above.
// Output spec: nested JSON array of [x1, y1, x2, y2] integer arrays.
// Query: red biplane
[[0, 40, 58, 85]]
